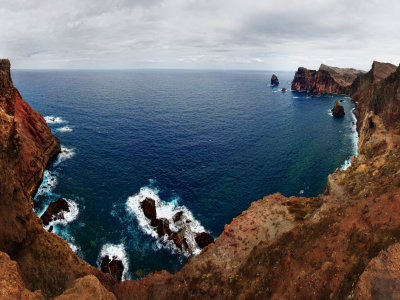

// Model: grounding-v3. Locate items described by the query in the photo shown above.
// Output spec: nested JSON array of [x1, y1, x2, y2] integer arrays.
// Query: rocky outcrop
[[291, 64, 366, 94], [53, 275, 116, 300], [0, 251, 44, 300], [0, 59, 113, 299], [40, 198, 70, 226], [0, 59, 60, 255], [271, 74, 279, 85], [331, 100, 345, 117], [141, 198, 157, 219], [4, 57, 400, 299], [354, 243, 400, 299], [101, 256, 124, 283], [194, 232, 214, 248], [352, 61, 399, 132]]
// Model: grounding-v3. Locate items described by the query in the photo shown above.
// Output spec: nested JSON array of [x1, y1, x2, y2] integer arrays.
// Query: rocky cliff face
[[352, 61, 399, 132], [0, 59, 114, 299], [4, 59, 400, 299], [291, 64, 366, 95]]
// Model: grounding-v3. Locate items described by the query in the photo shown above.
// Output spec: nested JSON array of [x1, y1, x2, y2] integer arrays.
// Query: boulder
[[331, 100, 345, 117], [40, 198, 70, 226], [100, 255, 124, 283], [150, 218, 171, 237], [168, 232, 182, 250], [173, 210, 184, 222], [271, 74, 279, 85], [281, 88, 286, 92], [53, 275, 116, 300], [141, 198, 156, 219], [195, 232, 214, 248]]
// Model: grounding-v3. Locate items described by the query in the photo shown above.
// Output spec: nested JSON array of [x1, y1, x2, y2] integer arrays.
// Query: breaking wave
[[44, 116, 66, 124], [340, 110, 359, 170], [97, 243, 130, 281], [126, 181, 208, 256]]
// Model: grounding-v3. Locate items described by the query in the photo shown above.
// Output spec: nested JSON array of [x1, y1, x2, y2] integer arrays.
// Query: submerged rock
[[271, 74, 279, 85], [141, 198, 156, 219], [281, 88, 286, 92], [331, 100, 345, 117], [40, 198, 70, 226], [101, 255, 124, 283], [168, 231, 183, 250], [195, 232, 215, 248]]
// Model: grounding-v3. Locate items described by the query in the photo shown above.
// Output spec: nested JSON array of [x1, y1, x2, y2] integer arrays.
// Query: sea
[[12, 69, 358, 280]]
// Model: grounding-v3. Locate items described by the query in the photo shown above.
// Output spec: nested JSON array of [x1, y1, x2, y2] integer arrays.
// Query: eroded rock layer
[[291, 64, 366, 95]]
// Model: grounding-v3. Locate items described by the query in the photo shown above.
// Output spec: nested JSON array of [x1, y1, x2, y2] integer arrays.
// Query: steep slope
[[110, 64, 400, 299], [291, 64, 365, 95], [4, 59, 400, 299], [0, 59, 114, 299], [352, 61, 399, 132]]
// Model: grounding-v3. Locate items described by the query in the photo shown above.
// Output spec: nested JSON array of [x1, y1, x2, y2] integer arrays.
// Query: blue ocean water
[[12, 69, 357, 279]]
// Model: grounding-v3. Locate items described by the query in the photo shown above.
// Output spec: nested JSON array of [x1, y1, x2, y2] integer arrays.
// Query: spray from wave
[[126, 181, 209, 256]]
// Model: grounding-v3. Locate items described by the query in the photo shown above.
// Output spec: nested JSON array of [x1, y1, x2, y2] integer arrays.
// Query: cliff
[[291, 64, 366, 95], [4, 59, 400, 299], [0, 59, 114, 299], [350, 61, 398, 132]]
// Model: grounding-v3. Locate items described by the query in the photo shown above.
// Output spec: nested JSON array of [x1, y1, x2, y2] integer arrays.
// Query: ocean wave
[[340, 109, 359, 171], [54, 126, 73, 133], [126, 182, 208, 256], [44, 116, 66, 124], [97, 243, 130, 281], [53, 146, 75, 167]]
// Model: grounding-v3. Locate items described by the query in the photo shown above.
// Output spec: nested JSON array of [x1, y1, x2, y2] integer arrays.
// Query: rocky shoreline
[[2, 59, 400, 299]]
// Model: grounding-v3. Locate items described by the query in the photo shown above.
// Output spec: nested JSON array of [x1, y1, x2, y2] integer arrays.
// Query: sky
[[1, 0, 400, 70]]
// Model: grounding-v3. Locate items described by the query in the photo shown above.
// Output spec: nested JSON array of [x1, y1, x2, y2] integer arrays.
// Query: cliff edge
[[291, 64, 366, 95], [3, 60, 400, 299]]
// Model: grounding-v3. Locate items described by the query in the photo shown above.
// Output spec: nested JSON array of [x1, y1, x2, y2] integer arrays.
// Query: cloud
[[0, 0, 399, 70]]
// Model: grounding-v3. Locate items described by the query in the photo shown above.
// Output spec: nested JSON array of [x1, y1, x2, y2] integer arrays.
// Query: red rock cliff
[[0, 59, 114, 300], [4, 59, 400, 300], [291, 64, 365, 95]]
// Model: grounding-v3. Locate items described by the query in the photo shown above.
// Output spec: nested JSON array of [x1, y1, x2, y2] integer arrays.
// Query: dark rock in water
[[318, 90, 322, 96], [101, 255, 111, 273], [40, 198, 70, 226], [271, 74, 279, 85], [101, 255, 124, 283], [48, 226, 53, 233], [168, 231, 182, 250], [141, 197, 156, 219], [186, 219, 192, 223], [352, 122, 355, 125], [195, 232, 215, 248], [339, 100, 344, 102], [331, 100, 345, 117], [151, 218, 171, 237], [281, 88, 286, 92], [173, 211, 184, 222]]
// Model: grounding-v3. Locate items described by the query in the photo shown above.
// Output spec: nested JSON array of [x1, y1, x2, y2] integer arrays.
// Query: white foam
[[340, 108, 359, 171], [126, 184, 208, 256], [98, 243, 130, 281], [35, 170, 58, 199], [53, 146, 75, 167], [50, 199, 79, 225], [44, 116, 66, 124], [292, 96, 301, 99], [55, 126, 73, 133], [299, 190, 304, 194]]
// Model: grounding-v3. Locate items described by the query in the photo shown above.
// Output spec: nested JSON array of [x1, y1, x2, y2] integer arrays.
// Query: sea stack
[[331, 100, 345, 117], [271, 74, 279, 85]]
